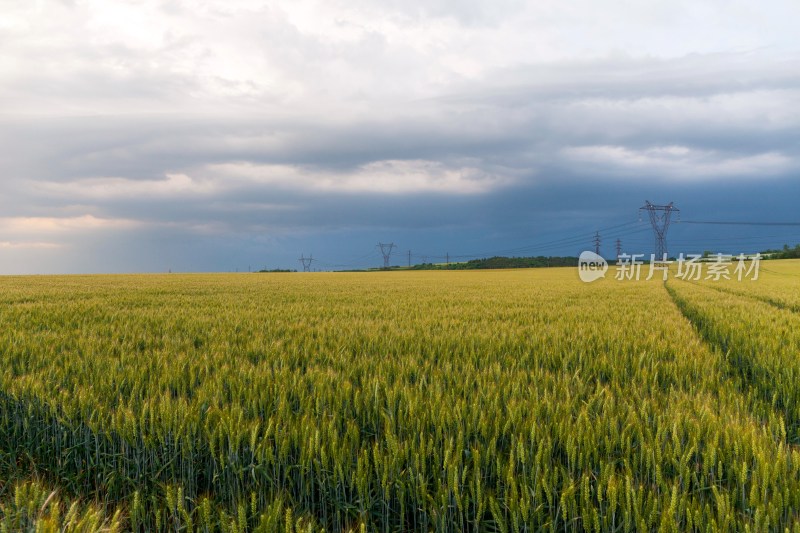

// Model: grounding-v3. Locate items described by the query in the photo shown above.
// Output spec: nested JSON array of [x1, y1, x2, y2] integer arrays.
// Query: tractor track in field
[[675, 277, 800, 314], [663, 279, 730, 356], [662, 279, 795, 443]]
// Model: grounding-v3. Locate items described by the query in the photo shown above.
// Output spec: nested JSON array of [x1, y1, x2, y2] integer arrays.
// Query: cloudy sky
[[1, 0, 799, 273]]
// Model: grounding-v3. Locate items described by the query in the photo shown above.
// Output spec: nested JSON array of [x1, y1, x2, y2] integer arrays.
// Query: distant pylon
[[407, 250, 411, 268], [615, 238, 622, 259], [593, 231, 601, 255], [298, 254, 314, 272], [639, 201, 680, 259], [377, 243, 396, 269]]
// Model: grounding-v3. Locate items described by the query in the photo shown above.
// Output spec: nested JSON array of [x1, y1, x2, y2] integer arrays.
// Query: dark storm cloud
[[1, 0, 799, 272], [6, 52, 798, 184]]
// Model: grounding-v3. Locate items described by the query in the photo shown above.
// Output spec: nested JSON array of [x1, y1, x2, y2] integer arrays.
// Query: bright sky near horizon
[[1, 0, 799, 273]]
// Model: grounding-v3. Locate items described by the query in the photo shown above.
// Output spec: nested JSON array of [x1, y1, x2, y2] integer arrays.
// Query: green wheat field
[[1, 261, 799, 532]]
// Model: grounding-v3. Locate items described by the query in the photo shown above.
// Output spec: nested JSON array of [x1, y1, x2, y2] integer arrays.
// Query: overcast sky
[[1, 0, 799, 273]]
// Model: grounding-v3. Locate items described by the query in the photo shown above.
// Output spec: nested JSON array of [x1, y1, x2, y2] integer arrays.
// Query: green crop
[[0, 265, 798, 531]]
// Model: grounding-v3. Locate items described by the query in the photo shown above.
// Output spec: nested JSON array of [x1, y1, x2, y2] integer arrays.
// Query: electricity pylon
[[298, 254, 314, 272], [640, 201, 679, 259], [377, 243, 395, 269]]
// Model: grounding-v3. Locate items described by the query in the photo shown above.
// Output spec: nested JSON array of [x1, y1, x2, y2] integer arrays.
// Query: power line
[[412, 224, 651, 263], [478, 225, 650, 258], [422, 225, 639, 261], [303, 215, 800, 271], [679, 221, 800, 226], [670, 236, 800, 249], [315, 249, 379, 269], [444, 221, 642, 259], [310, 223, 665, 270], [670, 228, 800, 244]]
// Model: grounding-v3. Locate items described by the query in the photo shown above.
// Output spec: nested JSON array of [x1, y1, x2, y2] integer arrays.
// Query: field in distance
[[1, 262, 799, 532]]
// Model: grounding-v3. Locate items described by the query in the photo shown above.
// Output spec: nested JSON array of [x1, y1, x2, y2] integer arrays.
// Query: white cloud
[[0, 215, 143, 235], [0, 241, 62, 249], [39, 173, 216, 199], [206, 159, 517, 194], [563, 145, 794, 179], [3, 0, 798, 116]]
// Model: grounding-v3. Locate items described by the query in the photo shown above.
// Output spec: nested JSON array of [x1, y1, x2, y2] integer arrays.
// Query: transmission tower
[[593, 231, 601, 255], [639, 201, 679, 259], [298, 254, 314, 272], [377, 243, 396, 269], [615, 238, 622, 259]]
